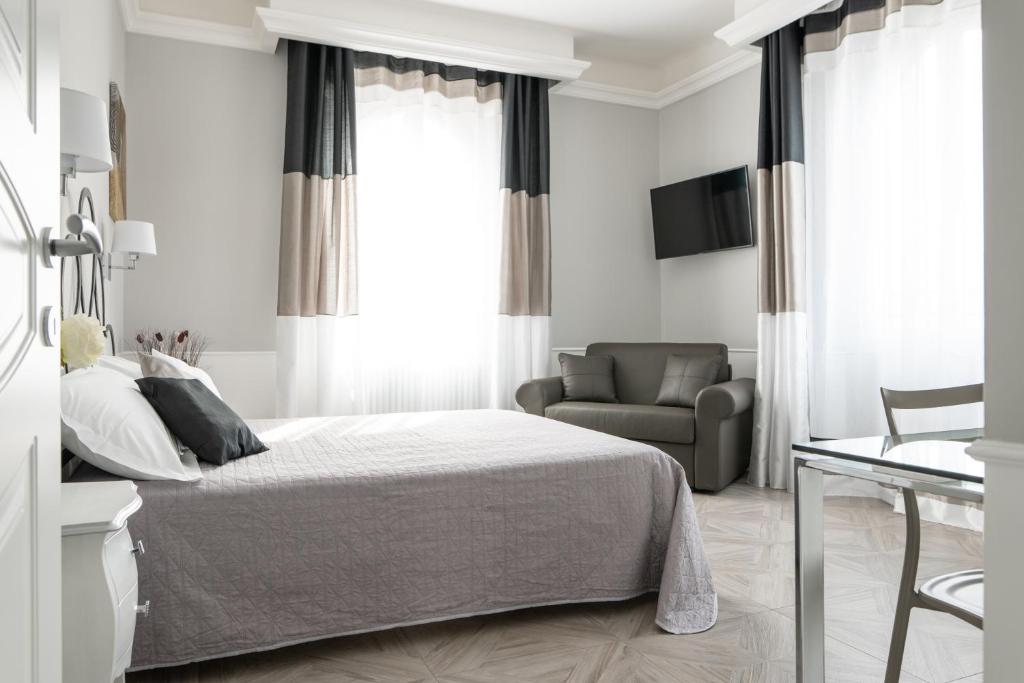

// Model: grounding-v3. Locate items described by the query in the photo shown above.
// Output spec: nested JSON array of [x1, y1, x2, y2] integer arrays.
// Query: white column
[[972, 0, 1024, 679]]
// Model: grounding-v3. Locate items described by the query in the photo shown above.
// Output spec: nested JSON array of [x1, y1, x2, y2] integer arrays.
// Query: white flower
[[62, 314, 105, 369]]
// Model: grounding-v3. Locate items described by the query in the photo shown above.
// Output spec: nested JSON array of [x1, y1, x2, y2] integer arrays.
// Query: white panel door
[[0, 0, 62, 681]]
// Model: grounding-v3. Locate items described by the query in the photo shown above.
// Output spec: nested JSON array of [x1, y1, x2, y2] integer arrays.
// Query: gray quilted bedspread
[[121, 409, 717, 669]]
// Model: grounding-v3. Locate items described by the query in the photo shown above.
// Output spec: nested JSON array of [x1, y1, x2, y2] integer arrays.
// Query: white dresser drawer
[[104, 525, 139, 604], [114, 584, 139, 668], [62, 481, 144, 683]]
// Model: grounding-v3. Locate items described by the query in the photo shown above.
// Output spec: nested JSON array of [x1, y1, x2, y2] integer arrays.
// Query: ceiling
[[415, 0, 733, 67], [138, 0, 735, 70]]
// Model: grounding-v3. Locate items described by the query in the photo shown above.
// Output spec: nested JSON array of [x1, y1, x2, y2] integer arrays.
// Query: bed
[[71, 408, 717, 670]]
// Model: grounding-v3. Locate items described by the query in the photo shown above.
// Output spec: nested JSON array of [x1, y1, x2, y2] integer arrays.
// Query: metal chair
[[879, 384, 984, 683]]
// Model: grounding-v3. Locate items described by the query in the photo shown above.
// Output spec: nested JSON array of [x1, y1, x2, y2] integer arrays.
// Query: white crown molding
[[553, 50, 761, 111], [253, 8, 590, 81], [119, 1, 589, 79], [966, 438, 1024, 466], [549, 81, 664, 110], [715, 0, 826, 47], [120, 0, 757, 108], [119, 0, 265, 51], [655, 50, 761, 108]]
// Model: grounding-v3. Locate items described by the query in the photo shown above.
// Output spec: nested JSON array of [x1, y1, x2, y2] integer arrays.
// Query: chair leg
[[885, 488, 921, 683]]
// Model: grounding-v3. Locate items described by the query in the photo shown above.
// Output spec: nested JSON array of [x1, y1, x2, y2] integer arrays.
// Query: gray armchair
[[516, 342, 755, 492]]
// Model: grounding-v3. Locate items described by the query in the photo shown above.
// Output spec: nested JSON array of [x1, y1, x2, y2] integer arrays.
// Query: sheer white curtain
[[804, 1, 984, 440], [284, 76, 550, 416], [278, 73, 552, 417], [350, 82, 506, 413]]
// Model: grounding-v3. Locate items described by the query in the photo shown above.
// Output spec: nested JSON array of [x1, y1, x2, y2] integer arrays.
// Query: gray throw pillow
[[655, 354, 723, 408], [558, 353, 618, 403], [135, 378, 268, 466]]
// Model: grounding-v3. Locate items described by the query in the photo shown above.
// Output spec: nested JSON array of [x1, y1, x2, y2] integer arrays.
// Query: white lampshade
[[112, 221, 157, 256], [60, 88, 113, 173]]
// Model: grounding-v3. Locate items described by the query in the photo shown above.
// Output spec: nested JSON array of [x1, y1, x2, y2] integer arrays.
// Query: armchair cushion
[[586, 342, 728, 405], [655, 353, 724, 408], [558, 353, 618, 403], [544, 402, 695, 444]]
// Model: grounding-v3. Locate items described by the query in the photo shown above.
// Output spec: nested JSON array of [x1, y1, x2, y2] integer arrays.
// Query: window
[[805, 2, 984, 437]]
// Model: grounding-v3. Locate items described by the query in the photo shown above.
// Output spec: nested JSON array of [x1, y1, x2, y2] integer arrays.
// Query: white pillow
[[139, 349, 221, 398], [61, 367, 202, 482], [95, 354, 143, 379]]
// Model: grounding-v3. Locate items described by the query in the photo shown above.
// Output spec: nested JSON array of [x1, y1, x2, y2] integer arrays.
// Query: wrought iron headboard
[[62, 186, 115, 355]]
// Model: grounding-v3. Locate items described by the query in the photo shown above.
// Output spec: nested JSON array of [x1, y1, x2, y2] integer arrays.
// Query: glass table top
[[793, 428, 984, 484]]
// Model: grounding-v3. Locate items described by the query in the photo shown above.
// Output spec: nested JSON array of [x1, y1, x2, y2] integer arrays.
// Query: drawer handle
[[136, 600, 151, 618], [131, 539, 145, 557]]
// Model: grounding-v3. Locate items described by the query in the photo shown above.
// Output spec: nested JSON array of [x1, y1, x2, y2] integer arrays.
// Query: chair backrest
[[879, 383, 984, 437], [586, 342, 730, 405]]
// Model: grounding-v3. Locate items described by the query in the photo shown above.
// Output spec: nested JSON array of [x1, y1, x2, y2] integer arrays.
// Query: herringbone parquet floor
[[129, 483, 984, 682]]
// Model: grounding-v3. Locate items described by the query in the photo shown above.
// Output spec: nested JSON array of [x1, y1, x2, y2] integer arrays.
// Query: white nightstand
[[61, 481, 147, 683]]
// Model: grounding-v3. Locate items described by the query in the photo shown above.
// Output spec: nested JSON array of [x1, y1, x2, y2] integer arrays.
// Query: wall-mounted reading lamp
[[59, 88, 112, 197], [46, 88, 112, 263], [106, 220, 157, 278]]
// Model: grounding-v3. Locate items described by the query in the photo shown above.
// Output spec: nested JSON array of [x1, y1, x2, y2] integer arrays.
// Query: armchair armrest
[[693, 378, 755, 491], [696, 378, 755, 421], [515, 376, 564, 416]]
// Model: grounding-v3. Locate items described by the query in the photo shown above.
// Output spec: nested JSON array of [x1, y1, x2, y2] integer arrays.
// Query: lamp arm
[[106, 253, 139, 273]]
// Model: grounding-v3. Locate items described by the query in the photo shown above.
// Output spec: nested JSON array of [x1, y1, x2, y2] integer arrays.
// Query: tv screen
[[650, 165, 753, 259]]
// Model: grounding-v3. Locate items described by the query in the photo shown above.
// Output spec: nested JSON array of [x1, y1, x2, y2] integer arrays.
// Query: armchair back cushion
[[586, 343, 729, 406], [655, 354, 724, 408], [558, 353, 618, 403]]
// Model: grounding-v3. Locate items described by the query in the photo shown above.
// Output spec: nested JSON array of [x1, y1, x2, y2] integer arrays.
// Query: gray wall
[[124, 44, 663, 354], [657, 65, 760, 352], [124, 35, 286, 351], [548, 95, 662, 349], [122, 37, 755, 368]]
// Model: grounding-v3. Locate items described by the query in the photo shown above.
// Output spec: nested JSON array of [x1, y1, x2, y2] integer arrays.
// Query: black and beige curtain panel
[[496, 74, 552, 387], [499, 74, 550, 322], [804, 0, 945, 56], [276, 42, 552, 417], [278, 42, 358, 318], [276, 42, 359, 417], [749, 0, 978, 493], [353, 52, 503, 100], [749, 22, 810, 490]]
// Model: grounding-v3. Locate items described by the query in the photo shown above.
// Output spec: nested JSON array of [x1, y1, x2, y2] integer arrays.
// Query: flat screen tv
[[650, 165, 754, 259]]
